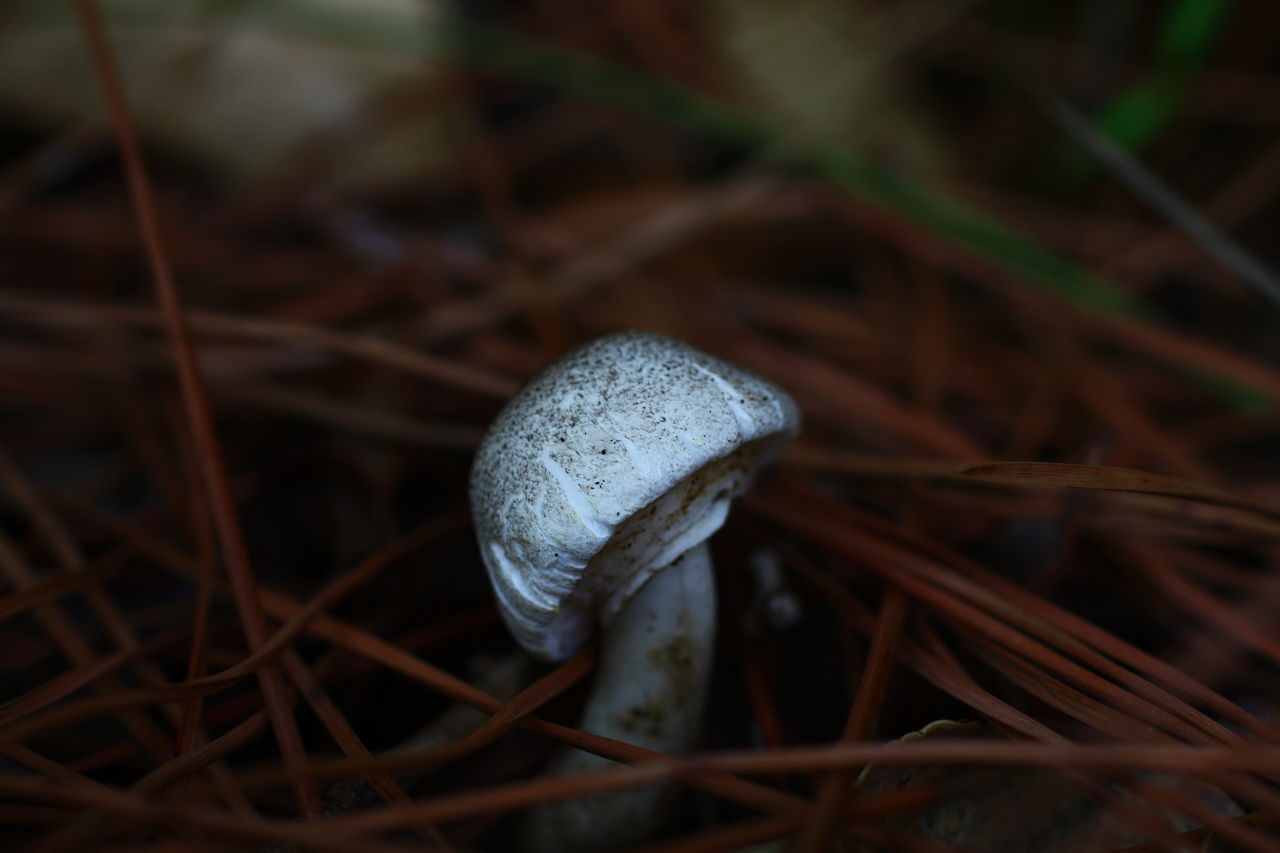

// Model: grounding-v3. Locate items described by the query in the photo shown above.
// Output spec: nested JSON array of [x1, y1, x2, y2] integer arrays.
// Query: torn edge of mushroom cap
[[469, 330, 799, 661]]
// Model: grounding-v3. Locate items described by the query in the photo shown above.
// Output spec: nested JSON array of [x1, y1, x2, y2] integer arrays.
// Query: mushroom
[[469, 330, 799, 851]]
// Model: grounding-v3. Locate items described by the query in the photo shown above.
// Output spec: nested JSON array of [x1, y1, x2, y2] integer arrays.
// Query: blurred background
[[2, 1, 1280, 850]]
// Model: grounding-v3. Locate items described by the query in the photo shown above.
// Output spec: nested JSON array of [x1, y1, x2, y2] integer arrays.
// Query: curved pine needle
[[957, 461, 1280, 517], [0, 290, 518, 399], [0, 514, 459, 744], [71, 0, 320, 816]]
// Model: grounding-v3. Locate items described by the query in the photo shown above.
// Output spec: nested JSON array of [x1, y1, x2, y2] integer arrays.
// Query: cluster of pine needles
[[1, 1, 1279, 850]]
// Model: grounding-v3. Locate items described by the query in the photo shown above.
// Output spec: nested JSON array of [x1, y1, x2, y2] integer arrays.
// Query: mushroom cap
[[469, 330, 799, 661]]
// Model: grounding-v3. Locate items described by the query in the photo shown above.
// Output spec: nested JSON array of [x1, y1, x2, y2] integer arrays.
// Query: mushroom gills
[[571, 437, 776, 628]]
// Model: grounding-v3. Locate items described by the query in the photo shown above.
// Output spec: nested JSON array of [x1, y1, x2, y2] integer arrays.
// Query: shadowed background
[[1, 1, 1279, 851]]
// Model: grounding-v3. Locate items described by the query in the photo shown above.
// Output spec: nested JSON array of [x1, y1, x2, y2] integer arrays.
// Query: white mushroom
[[469, 330, 798, 851]]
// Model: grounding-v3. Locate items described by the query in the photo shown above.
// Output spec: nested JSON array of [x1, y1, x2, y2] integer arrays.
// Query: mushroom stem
[[524, 541, 717, 853]]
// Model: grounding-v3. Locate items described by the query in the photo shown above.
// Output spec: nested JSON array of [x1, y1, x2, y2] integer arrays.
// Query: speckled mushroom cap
[[470, 330, 799, 661]]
